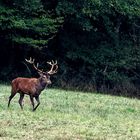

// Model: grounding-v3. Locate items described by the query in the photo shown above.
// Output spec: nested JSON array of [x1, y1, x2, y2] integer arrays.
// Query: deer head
[[25, 57, 58, 85]]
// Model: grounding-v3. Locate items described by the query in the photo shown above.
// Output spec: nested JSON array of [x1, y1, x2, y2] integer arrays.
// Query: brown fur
[[11, 78, 38, 94], [8, 74, 51, 111]]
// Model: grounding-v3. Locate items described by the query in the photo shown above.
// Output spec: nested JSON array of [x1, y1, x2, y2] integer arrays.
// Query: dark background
[[0, 0, 140, 97]]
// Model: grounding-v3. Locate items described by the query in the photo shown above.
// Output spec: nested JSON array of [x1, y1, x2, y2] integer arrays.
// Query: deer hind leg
[[33, 96, 40, 111], [19, 93, 24, 110], [8, 91, 16, 108]]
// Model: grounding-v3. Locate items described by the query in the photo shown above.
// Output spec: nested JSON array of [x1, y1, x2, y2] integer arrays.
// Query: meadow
[[0, 84, 140, 140]]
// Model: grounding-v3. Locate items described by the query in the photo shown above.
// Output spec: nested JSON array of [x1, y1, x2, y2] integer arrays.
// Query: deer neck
[[37, 78, 47, 90]]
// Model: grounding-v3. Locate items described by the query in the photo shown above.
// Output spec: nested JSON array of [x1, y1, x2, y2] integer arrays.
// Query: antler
[[47, 60, 58, 75], [25, 57, 43, 73]]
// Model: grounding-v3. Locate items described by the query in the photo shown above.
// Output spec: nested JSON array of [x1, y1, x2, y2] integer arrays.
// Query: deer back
[[11, 77, 38, 95]]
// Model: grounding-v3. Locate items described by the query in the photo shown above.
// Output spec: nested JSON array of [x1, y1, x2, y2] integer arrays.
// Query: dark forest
[[0, 0, 140, 97]]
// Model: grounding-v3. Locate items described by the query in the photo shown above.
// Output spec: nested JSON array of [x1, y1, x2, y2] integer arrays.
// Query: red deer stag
[[8, 57, 58, 111]]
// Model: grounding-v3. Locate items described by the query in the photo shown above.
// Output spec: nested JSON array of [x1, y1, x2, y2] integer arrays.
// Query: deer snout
[[47, 80, 52, 85]]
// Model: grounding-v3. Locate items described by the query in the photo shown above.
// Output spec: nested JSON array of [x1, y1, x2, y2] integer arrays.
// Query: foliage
[[0, 0, 140, 95], [54, 0, 140, 95]]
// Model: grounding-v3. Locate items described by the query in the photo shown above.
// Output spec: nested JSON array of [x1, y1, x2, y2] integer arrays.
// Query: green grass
[[0, 84, 140, 140]]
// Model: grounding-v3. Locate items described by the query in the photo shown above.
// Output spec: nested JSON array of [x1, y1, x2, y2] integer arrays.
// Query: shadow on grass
[[1, 81, 140, 100], [52, 85, 140, 100]]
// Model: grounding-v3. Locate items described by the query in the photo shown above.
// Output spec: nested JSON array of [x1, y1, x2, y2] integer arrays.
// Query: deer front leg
[[33, 96, 40, 111]]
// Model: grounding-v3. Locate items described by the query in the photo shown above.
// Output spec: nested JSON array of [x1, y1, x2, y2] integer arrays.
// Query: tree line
[[0, 0, 140, 97]]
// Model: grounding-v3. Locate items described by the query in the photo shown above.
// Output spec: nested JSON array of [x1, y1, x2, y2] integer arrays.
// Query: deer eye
[[42, 75, 46, 78]]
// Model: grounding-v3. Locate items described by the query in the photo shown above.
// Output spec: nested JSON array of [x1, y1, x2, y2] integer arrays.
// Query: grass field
[[0, 84, 140, 140]]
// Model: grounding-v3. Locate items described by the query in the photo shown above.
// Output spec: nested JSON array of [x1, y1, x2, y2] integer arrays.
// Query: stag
[[8, 57, 58, 111]]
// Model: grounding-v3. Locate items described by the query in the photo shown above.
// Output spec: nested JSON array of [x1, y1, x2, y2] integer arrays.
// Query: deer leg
[[19, 93, 24, 110], [33, 96, 40, 111], [8, 92, 16, 108], [29, 95, 35, 111]]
